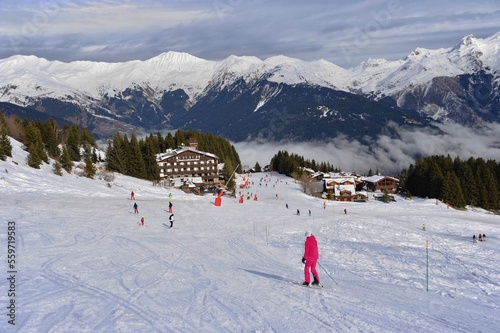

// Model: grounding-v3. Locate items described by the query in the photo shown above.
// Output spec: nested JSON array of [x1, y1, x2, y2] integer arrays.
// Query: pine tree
[[0, 123, 13, 160], [53, 161, 63, 176], [254, 162, 262, 172], [106, 135, 126, 174], [84, 154, 96, 179], [67, 125, 81, 161], [42, 118, 60, 158], [60, 146, 73, 173], [128, 134, 147, 179], [222, 158, 236, 191], [25, 123, 48, 168], [141, 136, 160, 181], [442, 171, 466, 208]]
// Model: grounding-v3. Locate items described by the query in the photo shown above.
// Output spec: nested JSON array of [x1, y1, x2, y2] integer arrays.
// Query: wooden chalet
[[325, 177, 367, 202], [156, 146, 219, 185], [364, 175, 399, 194]]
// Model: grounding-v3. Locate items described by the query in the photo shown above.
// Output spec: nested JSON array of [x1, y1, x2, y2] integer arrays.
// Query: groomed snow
[[1, 139, 499, 332]]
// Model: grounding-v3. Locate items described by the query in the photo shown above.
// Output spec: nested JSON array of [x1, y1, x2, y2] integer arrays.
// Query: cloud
[[0, 0, 498, 67], [234, 122, 500, 175]]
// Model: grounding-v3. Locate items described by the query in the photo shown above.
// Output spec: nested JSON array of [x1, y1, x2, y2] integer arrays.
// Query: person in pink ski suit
[[302, 231, 320, 285]]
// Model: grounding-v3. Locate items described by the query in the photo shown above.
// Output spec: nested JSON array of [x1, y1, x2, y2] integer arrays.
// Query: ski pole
[[317, 262, 338, 285]]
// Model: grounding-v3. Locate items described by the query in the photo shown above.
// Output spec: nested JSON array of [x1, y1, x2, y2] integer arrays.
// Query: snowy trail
[[1, 144, 500, 332]]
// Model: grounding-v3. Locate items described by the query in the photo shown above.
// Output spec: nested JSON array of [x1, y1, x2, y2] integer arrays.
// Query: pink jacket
[[303, 235, 319, 261]]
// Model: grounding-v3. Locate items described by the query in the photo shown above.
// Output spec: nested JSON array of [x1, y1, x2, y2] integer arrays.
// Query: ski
[[291, 281, 324, 288]]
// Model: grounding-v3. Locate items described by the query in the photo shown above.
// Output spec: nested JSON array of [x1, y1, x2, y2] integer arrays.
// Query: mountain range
[[0, 32, 499, 142]]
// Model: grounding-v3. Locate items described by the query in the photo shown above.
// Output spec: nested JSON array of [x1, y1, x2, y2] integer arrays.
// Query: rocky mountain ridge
[[0, 32, 498, 141]]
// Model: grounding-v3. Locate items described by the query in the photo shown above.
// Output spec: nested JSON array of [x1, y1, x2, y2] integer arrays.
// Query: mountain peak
[[459, 34, 477, 47], [147, 51, 206, 64]]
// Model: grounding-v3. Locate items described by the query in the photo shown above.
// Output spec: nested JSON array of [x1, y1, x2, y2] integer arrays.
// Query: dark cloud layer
[[1, 0, 499, 67]]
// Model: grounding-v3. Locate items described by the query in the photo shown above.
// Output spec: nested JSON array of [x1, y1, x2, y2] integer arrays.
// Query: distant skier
[[344, 208, 347, 215], [308, 210, 311, 216], [286, 203, 289, 209], [297, 209, 300, 216], [422, 224, 426, 231], [141, 216, 145, 226], [131, 191, 135, 200], [479, 234, 482, 241], [168, 201, 173, 213], [302, 231, 320, 286], [169, 214, 174, 228], [473, 235, 476, 242], [133, 202, 139, 214]]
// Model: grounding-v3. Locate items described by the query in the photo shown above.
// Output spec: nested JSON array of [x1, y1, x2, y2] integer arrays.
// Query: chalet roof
[[156, 146, 218, 162], [326, 177, 355, 185], [363, 175, 399, 183], [333, 184, 355, 196]]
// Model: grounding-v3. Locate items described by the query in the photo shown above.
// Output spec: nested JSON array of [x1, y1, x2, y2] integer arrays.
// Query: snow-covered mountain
[[0, 32, 499, 140]]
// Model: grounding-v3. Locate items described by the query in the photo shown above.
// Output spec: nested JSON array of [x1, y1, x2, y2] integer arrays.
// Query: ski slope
[[1, 139, 499, 332]]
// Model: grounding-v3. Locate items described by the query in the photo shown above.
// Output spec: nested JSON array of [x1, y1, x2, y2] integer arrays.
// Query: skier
[[302, 231, 320, 286], [297, 209, 300, 216], [131, 191, 135, 200], [344, 208, 347, 215], [479, 234, 482, 241], [168, 201, 173, 213], [141, 216, 145, 226], [422, 223, 426, 231], [286, 203, 289, 209], [169, 214, 174, 228], [133, 202, 139, 214]]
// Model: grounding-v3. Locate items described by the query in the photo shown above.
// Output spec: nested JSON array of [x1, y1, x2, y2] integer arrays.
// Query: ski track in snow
[[1, 143, 500, 332]]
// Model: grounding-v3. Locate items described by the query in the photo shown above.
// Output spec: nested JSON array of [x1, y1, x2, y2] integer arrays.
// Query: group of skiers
[[130, 191, 174, 228], [473, 233, 486, 242]]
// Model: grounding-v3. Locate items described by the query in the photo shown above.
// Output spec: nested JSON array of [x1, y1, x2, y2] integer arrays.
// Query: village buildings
[[308, 170, 400, 202]]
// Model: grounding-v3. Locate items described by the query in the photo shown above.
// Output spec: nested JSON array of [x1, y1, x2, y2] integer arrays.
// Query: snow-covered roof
[[363, 175, 399, 183], [156, 146, 218, 161]]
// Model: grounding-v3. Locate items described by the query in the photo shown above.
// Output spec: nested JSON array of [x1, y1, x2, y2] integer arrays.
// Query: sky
[[1, 0, 499, 68], [1, 137, 499, 332]]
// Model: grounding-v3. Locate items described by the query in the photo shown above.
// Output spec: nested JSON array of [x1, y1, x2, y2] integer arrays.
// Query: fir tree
[[25, 123, 48, 168], [60, 146, 73, 173], [222, 158, 236, 191], [67, 125, 81, 161], [53, 161, 63, 176], [442, 171, 466, 208], [84, 154, 96, 179], [42, 118, 60, 158], [0, 123, 13, 160], [128, 134, 147, 179]]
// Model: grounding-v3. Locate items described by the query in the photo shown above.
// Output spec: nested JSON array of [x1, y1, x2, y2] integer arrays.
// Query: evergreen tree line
[[400, 155, 500, 210], [270, 150, 340, 177], [106, 130, 242, 182], [0, 114, 98, 175]]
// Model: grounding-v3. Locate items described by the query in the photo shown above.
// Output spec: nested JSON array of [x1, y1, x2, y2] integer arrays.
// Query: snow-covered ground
[[1, 139, 499, 333]]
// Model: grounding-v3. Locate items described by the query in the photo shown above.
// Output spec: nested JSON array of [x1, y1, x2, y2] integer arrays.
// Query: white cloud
[[1, 0, 498, 66], [234, 122, 500, 175]]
